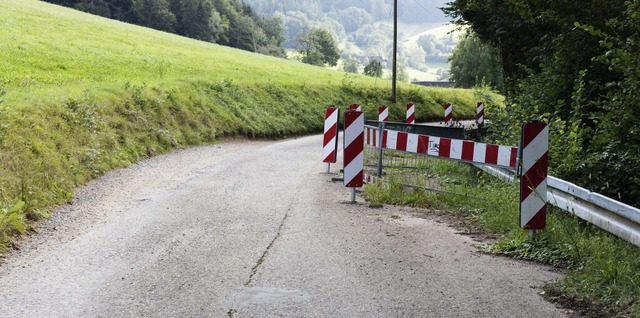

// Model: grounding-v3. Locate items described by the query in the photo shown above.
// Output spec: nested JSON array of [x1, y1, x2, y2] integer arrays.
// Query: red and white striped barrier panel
[[349, 103, 362, 112], [378, 105, 389, 122], [364, 126, 518, 169], [365, 125, 379, 148], [519, 123, 548, 230], [344, 111, 365, 188], [322, 107, 339, 163], [476, 102, 485, 128], [443, 102, 453, 127], [406, 103, 415, 124], [365, 125, 388, 149]]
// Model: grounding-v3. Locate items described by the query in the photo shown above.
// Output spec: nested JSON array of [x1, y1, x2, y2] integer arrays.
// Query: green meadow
[[0, 0, 498, 252]]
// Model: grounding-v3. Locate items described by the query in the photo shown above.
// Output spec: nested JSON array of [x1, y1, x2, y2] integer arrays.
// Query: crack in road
[[226, 174, 311, 317], [243, 207, 291, 287], [242, 166, 314, 287]]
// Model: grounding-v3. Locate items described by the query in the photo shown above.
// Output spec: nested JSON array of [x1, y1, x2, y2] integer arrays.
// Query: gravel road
[[0, 135, 567, 317]]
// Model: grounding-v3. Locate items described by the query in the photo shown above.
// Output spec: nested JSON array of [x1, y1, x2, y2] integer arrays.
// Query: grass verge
[[364, 158, 640, 317]]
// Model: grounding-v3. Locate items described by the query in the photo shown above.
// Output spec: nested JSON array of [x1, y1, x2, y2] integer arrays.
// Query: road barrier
[[365, 127, 518, 169], [368, 120, 465, 139], [343, 110, 365, 202], [519, 123, 549, 230], [378, 105, 389, 122], [443, 102, 453, 127], [363, 122, 547, 231], [406, 103, 415, 124], [356, 119, 638, 243], [349, 103, 362, 112], [322, 107, 339, 173], [322, 106, 639, 244], [476, 102, 485, 128]]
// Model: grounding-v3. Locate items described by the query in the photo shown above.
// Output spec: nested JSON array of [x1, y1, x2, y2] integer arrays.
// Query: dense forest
[[42, 0, 286, 57], [445, 0, 640, 207]]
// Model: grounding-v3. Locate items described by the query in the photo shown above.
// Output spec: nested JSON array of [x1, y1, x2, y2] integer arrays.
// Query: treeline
[[445, 0, 640, 207], [43, 0, 286, 57], [243, 0, 449, 24]]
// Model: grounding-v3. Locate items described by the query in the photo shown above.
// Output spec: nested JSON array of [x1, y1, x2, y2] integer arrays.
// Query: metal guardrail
[[476, 165, 640, 248], [366, 123, 640, 248]]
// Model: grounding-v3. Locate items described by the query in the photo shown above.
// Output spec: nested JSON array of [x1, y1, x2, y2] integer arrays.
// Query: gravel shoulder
[[0, 135, 567, 317]]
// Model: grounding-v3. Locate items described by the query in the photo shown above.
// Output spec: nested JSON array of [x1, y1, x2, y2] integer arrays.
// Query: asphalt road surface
[[0, 135, 566, 317]]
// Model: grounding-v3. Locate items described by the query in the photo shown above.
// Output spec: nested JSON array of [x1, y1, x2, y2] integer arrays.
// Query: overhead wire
[[408, 0, 449, 22]]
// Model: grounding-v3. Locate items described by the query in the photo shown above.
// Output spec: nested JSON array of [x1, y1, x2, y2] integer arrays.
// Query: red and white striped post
[[476, 102, 485, 128], [322, 106, 340, 173], [343, 110, 365, 202], [519, 122, 549, 233], [443, 102, 453, 127], [406, 103, 415, 124], [378, 105, 389, 122], [349, 103, 362, 112]]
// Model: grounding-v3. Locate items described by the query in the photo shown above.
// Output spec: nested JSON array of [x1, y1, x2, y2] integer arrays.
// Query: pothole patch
[[223, 287, 310, 311]]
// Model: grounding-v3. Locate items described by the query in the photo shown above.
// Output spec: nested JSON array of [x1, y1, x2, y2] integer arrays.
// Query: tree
[[363, 60, 383, 78], [444, 0, 640, 207], [343, 58, 359, 74], [170, 0, 220, 42], [256, 15, 286, 57], [396, 61, 409, 82], [296, 28, 340, 67], [417, 34, 437, 55], [448, 32, 503, 91], [75, 0, 111, 17], [403, 42, 426, 69], [230, 15, 258, 51], [134, 0, 176, 32], [332, 7, 372, 33]]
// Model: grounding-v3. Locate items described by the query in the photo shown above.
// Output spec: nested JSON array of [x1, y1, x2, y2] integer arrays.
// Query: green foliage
[[363, 60, 383, 78], [395, 60, 409, 83], [0, 201, 26, 253], [296, 28, 340, 67], [342, 58, 359, 74], [448, 32, 503, 92], [364, 179, 440, 208], [445, 0, 640, 208], [135, 0, 176, 32]]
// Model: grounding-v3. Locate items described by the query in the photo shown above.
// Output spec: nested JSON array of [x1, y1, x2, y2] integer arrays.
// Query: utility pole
[[392, 0, 397, 103]]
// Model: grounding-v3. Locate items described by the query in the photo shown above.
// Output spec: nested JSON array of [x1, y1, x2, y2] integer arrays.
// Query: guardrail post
[[476, 102, 484, 129], [519, 122, 549, 232], [444, 102, 453, 127], [378, 105, 389, 122], [377, 121, 385, 178], [406, 103, 415, 124], [344, 110, 365, 203], [322, 106, 340, 173]]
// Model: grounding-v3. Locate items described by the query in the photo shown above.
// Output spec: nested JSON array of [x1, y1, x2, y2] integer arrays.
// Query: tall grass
[[0, 0, 501, 254]]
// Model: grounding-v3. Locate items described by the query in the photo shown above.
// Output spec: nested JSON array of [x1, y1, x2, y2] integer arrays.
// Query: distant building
[[412, 81, 454, 88]]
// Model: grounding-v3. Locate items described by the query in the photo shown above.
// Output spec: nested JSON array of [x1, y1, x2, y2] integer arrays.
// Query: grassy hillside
[[0, 0, 500, 253]]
